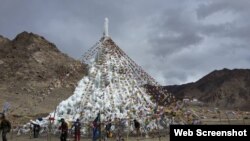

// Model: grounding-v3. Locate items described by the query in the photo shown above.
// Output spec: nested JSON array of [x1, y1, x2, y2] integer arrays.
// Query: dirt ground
[[202, 118, 250, 125], [5, 119, 250, 141], [6, 134, 168, 141]]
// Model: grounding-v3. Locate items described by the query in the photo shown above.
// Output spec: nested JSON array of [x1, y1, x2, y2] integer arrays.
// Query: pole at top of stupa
[[103, 17, 109, 37]]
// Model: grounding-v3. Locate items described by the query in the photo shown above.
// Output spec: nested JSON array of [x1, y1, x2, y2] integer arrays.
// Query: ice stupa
[[29, 18, 174, 134]]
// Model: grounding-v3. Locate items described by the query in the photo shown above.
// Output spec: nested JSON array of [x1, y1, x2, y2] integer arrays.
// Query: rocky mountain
[[0, 32, 87, 124], [165, 69, 250, 110]]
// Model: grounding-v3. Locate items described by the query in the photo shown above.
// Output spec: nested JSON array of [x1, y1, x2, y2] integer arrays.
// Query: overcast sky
[[1, 0, 250, 85]]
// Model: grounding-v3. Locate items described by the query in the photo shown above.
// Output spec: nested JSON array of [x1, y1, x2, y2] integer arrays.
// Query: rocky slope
[[0, 32, 87, 124], [165, 69, 250, 110]]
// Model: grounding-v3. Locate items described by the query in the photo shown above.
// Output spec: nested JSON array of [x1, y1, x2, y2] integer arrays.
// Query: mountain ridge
[[165, 68, 250, 110]]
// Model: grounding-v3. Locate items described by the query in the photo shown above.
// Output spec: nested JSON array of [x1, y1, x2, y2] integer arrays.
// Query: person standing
[[105, 119, 112, 138], [0, 114, 11, 141], [33, 123, 40, 138], [72, 119, 81, 141], [59, 118, 68, 141], [133, 119, 140, 137], [92, 113, 100, 141], [115, 118, 125, 141]]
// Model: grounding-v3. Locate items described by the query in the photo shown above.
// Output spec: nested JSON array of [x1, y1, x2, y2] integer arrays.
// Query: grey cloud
[[0, 0, 250, 85], [196, 0, 250, 43], [225, 23, 250, 41], [163, 70, 189, 84], [196, 1, 230, 19], [148, 6, 250, 84], [196, 1, 250, 43], [150, 32, 203, 56], [196, 0, 250, 19], [200, 23, 231, 36], [148, 9, 203, 56]]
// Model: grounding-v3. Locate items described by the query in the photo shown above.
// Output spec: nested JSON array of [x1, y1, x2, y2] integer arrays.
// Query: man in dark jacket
[[133, 119, 140, 136], [33, 123, 40, 138], [0, 114, 11, 141], [72, 118, 81, 141], [59, 118, 68, 141]]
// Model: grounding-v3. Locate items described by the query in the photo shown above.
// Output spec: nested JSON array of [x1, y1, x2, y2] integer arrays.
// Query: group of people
[[59, 117, 141, 141], [59, 118, 81, 141], [104, 118, 141, 141], [0, 113, 141, 141]]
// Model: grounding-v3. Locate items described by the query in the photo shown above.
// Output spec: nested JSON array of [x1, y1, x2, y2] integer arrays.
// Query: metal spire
[[104, 17, 109, 37]]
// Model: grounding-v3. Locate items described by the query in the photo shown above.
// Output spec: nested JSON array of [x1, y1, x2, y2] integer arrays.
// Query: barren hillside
[[0, 32, 87, 124]]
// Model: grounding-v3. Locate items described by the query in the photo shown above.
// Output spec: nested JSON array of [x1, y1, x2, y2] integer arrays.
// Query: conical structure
[[28, 19, 175, 134], [54, 36, 171, 127]]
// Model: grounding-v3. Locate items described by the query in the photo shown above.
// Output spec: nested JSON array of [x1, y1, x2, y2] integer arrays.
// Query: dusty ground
[[202, 118, 250, 125], [5, 119, 250, 141], [7, 134, 168, 141]]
